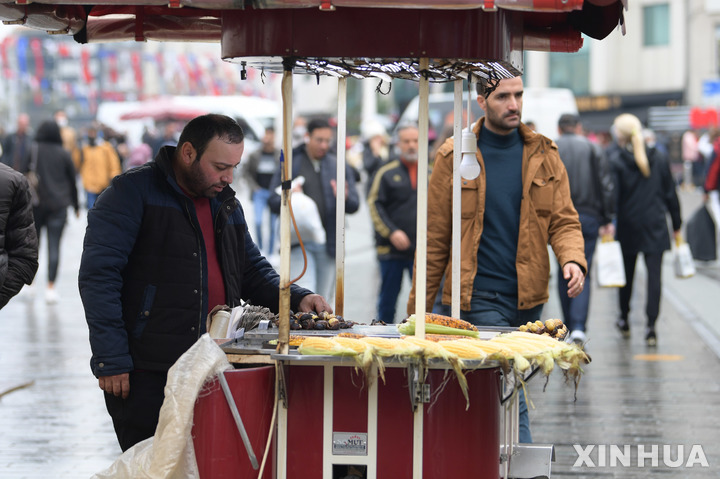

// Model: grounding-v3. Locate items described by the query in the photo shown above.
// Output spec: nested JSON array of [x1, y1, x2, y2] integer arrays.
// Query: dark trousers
[[104, 370, 167, 452], [376, 257, 414, 323], [461, 290, 543, 444], [619, 250, 664, 328], [32, 207, 67, 283], [557, 213, 600, 332]]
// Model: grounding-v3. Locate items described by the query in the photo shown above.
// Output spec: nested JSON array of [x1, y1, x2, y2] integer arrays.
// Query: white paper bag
[[673, 242, 696, 279], [596, 239, 626, 288]]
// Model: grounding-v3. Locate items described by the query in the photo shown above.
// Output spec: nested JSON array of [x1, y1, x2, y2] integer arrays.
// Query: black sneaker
[[645, 328, 657, 347], [616, 318, 630, 338]]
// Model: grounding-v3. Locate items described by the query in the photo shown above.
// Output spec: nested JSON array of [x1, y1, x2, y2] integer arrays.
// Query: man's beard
[[403, 151, 418, 162]]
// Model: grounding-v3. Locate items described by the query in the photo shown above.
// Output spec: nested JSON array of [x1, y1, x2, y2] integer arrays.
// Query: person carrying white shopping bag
[[595, 235, 626, 288], [673, 234, 696, 279]]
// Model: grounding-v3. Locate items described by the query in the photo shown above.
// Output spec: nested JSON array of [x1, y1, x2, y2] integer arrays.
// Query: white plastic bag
[[596, 238, 626, 288], [275, 176, 326, 245], [290, 191, 326, 244], [673, 239, 696, 279], [91, 335, 231, 479]]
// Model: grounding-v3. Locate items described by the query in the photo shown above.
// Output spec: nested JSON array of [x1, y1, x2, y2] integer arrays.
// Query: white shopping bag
[[275, 176, 326, 245], [673, 237, 696, 279], [595, 237, 626, 288]]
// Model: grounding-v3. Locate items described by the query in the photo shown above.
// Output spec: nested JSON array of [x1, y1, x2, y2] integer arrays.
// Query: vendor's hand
[[564, 262, 585, 298], [389, 230, 411, 251], [99, 373, 130, 399], [298, 294, 333, 315]]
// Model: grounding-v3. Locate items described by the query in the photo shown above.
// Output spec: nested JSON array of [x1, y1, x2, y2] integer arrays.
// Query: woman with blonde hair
[[607, 113, 681, 345]]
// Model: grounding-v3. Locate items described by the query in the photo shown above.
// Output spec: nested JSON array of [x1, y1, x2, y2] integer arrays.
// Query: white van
[[396, 87, 578, 141]]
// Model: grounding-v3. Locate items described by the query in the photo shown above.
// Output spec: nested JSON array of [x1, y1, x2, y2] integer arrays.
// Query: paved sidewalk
[[528, 189, 720, 477]]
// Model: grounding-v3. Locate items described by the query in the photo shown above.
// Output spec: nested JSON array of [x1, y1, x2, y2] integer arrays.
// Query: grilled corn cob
[[424, 334, 463, 342], [398, 314, 480, 337], [337, 332, 367, 339]]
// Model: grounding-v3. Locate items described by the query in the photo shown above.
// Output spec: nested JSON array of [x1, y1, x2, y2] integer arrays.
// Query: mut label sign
[[332, 433, 368, 456]]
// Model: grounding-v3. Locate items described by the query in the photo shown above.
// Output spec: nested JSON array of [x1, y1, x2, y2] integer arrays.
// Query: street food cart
[[193, 324, 556, 479], [0, 1, 623, 477]]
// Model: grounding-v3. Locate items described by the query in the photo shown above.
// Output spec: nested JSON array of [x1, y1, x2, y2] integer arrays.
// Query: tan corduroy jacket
[[408, 119, 586, 314]]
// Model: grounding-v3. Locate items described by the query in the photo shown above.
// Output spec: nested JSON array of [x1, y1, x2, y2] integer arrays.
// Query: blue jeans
[[440, 289, 541, 444], [557, 213, 600, 333], [252, 188, 278, 253], [377, 258, 414, 323], [86, 191, 100, 211], [290, 242, 335, 302]]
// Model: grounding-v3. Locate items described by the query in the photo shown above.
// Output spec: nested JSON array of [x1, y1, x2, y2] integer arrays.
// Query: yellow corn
[[334, 337, 371, 353], [457, 338, 512, 357], [360, 337, 421, 357], [439, 340, 488, 361], [298, 337, 356, 356], [403, 336, 458, 361]]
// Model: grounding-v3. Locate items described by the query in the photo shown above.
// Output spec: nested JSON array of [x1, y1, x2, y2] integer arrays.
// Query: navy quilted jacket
[[79, 146, 311, 377]]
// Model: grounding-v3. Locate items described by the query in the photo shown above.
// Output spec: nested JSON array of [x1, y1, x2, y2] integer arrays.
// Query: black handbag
[[686, 204, 717, 261]]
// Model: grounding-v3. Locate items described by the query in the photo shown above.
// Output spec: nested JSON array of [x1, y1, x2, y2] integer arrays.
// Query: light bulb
[[459, 128, 480, 180]]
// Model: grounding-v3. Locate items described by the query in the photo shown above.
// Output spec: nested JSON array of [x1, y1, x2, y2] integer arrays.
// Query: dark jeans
[[619, 250, 664, 328], [453, 289, 543, 444], [377, 257, 414, 323], [104, 370, 167, 451], [557, 213, 600, 333], [252, 188, 278, 253], [32, 207, 67, 283]]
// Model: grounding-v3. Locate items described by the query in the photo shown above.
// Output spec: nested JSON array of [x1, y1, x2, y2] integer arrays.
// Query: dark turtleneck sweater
[[473, 125, 524, 296]]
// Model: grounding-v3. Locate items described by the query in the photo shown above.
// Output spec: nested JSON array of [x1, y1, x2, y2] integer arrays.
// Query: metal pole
[[412, 57, 430, 479], [278, 69, 293, 356], [335, 77, 347, 316], [451, 79, 463, 319], [414, 58, 430, 338]]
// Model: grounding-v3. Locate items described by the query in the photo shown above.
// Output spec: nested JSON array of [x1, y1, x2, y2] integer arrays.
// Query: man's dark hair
[[558, 113, 580, 134], [307, 118, 331, 136], [476, 76, 502, 99], [177, 114, 244, 161]]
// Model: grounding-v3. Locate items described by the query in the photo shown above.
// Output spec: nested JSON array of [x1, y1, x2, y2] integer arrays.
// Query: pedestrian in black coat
[[0, 163, 38, 308], [607, 113, 681, 346]]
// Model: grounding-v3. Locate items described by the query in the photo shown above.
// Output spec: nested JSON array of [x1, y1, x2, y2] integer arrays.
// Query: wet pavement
[[1, 187, 719, 478]]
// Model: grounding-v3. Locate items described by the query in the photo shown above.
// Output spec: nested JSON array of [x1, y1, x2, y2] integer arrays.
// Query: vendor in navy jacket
[[79, 114, 330, 451]]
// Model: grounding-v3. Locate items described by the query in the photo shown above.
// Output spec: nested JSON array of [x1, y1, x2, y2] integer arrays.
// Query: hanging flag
[[131, 51, 143, 96], [16, 36, 28, 78], [108, 52, 118, 86], [0, 37, 13, 79], [29, 38, 49, 93], [81, 49, 93, 84]]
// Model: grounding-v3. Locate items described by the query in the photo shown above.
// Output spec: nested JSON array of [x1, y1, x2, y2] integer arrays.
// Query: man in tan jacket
[[408, 76, 586, 443], [79, 126, 122, 211]]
